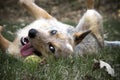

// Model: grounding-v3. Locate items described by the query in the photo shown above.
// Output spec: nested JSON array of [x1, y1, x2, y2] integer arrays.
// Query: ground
[[0, 0, 120, 23]]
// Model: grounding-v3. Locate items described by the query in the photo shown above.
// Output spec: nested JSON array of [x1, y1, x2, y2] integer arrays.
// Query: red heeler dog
[[0, 0, 120, 59]]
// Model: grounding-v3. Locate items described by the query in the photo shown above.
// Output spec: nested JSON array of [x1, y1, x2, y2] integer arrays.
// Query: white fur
[[17, 18, 73, 39], [66, 43, 73, 52], [104, 41, 120, 47], [76, 10, 102, 31]]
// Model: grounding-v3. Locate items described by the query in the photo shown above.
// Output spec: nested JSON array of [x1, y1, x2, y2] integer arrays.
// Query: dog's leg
[[0, 26, 21, 57], [75, 0, 104, 47], [19, 0, 53, 19], [0, 26, 11, 52], [104, 41, 120, 47], [75, 10, 104, 47]]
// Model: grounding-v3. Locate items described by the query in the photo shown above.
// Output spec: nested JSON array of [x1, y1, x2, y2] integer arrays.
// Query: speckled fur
[[0, 0, 104, 58]]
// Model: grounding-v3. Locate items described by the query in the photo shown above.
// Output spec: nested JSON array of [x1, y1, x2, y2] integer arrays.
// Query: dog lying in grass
[[0, 0, 119, 59]]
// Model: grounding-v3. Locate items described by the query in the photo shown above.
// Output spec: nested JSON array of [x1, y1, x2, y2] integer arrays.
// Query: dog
[[0, 0, 105, 58]]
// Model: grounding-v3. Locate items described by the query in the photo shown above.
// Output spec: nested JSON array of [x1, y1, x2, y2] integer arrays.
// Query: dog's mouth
[[20, 37, 41, 57]]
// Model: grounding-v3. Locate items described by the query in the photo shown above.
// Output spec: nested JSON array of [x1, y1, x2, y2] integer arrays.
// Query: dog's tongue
[[20, 43, 34, 57]]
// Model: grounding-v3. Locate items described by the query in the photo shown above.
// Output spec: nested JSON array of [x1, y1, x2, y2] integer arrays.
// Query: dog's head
[[27, 29, 90, 58], [20, 22, 90, 58]]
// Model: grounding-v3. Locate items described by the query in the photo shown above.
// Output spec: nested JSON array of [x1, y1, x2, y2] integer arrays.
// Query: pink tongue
[[20, 43, 34, 57]]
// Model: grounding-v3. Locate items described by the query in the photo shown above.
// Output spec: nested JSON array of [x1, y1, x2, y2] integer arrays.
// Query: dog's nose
[[28, 29, 37, 38]]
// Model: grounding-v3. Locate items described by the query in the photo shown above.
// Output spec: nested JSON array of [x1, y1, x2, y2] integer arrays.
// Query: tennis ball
[[24, 55, 42, 64]]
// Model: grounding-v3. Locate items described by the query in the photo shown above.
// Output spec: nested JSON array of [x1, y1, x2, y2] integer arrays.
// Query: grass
[[0, 19, 120, 80]]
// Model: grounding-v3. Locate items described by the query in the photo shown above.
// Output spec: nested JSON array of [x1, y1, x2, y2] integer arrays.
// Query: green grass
[[0, 19, 120, 80]]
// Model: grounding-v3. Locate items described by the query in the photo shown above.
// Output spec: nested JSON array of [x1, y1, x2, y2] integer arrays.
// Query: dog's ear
[[73, 30, 91, 45]]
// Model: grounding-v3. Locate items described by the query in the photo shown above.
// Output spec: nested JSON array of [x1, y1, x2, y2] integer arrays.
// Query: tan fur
[[74, 30, 91, 45], [86, 0, 94, 9], [85, 0, 104, 47], [0, 26, 11, 52], [0, 0, 104, 58], [19, 0, 53, 19]]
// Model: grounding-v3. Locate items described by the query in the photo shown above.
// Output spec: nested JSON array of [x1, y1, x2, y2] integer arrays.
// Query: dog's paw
[[19, 0, 35, 4]]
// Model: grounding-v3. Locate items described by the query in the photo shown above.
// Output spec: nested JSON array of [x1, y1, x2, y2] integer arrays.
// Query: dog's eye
[[50, 30, 57, 35], [49, 43, 55, 53]]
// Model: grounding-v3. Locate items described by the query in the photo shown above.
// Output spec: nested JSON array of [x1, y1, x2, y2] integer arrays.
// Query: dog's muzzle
[[20, 36, 42, 57]]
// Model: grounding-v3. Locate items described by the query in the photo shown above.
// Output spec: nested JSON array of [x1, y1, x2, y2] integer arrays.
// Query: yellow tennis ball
[[24, 55, 42, 64]]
